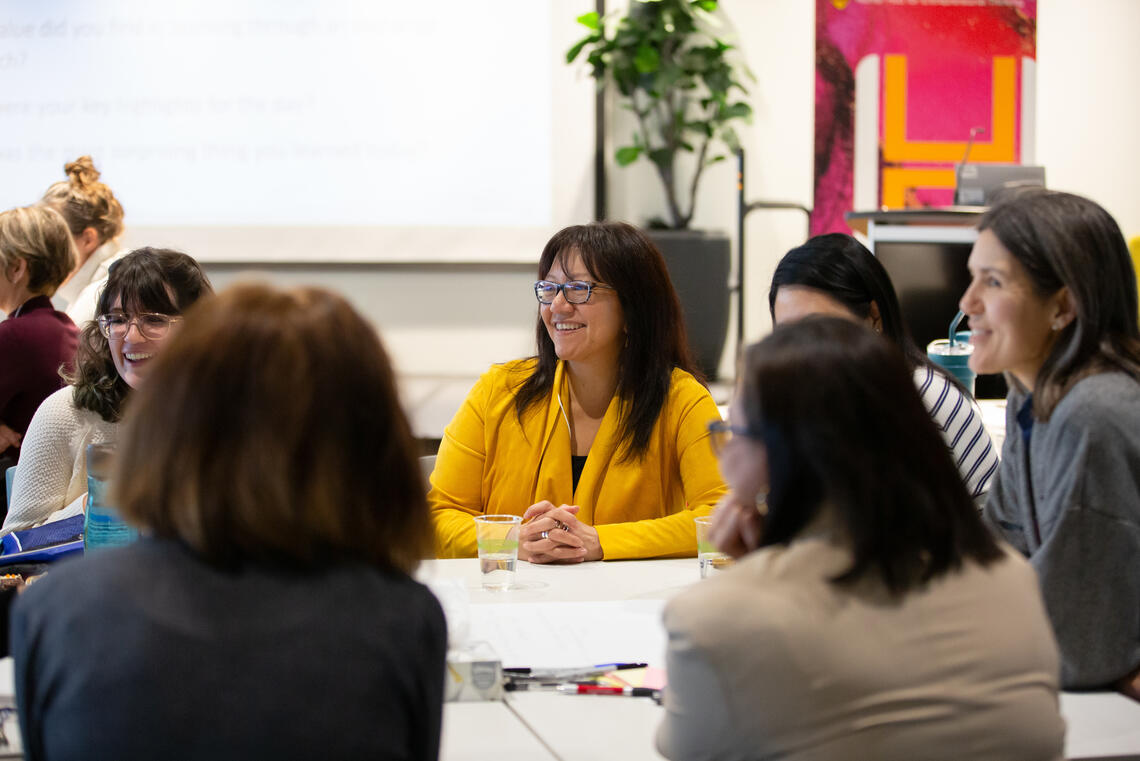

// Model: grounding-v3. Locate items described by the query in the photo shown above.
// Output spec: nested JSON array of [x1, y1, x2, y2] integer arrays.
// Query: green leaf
[[648, 148, 673, 171], [720, 126, 741, 151], [634, 44, 660, 73], [692, 0, 718, 11], [576, 11, 601, 30], [704, 154, 727, 167], [566, 35, 596, 64], [721, 102, 752, 120], [616, 146, 643, 166]]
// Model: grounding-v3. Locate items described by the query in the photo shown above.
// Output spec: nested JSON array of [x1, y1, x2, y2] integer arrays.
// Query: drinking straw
[[949, 310, 966, 347]]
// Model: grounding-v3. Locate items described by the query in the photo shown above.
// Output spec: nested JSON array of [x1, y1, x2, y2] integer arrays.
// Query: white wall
[[1036, 0, 1140, 239], [207, 0, 1137, 382]]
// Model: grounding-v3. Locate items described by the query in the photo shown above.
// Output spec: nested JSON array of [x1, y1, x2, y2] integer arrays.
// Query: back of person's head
[[518, 220, 698, 459], [769, 233, 924, 367], [0, 205, 76, 297], [70, 247, 213, 421], [979, 188, 1140, 413], [113, 284, 433, 573], [738, 316, 1002, 595], [39, 156, 124, 244]]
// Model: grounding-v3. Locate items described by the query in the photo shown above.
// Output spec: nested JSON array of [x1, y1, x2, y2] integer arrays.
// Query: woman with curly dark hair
[[2, 248, 211, 533]]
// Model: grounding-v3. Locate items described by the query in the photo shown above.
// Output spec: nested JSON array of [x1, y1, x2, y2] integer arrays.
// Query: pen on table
[[503, 662, 646, 680], [556, 684, 661, 699], [504, 682, 661, 700]]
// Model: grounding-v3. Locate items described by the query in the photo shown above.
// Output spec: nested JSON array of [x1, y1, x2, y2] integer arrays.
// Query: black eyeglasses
[[534, 280, 615, 305], [96, 312, 182, 341], [707, 420, 760, 454]]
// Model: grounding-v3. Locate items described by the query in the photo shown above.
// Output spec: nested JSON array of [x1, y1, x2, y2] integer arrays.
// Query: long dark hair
[[769, 233, 934, 370], [67, 248, 213, 422], [513, 222, 700, 460], [979, 188, 1140, 418], [739, 317, 1003, 595]]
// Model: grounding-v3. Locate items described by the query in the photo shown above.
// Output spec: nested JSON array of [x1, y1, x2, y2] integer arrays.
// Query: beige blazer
[[657, 527, 1065, 761]]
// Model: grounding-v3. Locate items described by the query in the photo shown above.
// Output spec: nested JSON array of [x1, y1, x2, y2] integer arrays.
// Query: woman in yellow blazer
[[430, 222, 726, 562]]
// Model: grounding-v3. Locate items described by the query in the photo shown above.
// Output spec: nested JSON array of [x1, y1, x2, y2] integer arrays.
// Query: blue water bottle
[[84, 443, 138, 551]]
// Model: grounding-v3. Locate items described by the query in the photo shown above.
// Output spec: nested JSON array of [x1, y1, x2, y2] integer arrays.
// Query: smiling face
[[960, 229, 1072, 390], [107, 296, 179, 390], [540, 249, 625, 370]]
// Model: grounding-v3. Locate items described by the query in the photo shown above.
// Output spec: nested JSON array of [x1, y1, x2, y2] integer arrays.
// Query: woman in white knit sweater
[[3, 248, 212, 533]]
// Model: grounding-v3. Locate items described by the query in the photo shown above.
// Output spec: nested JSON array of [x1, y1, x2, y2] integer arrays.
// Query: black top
[[11, 537, 446, 761], [571, 454, 588, 493]]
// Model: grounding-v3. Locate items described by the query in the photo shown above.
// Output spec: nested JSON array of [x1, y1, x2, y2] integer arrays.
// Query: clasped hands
[[519, 501, 603, 564]]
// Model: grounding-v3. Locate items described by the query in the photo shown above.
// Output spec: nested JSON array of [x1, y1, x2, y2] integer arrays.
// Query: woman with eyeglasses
[[3, 248, 212, 534], [430, 222, 726, 562], [0, 207, 78, 485], [657, 317, 1064, 761]]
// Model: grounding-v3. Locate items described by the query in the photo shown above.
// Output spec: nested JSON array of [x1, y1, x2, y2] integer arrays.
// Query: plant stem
[[681, 133, 711, 228], [635, 96, 683, 228]]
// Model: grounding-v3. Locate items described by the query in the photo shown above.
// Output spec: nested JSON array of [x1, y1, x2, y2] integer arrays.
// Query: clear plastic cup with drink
[[473, 515, 521, 590], [694, 515, 732, 578]]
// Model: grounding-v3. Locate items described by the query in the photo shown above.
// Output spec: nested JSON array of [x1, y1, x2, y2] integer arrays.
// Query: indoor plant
[[568, 0, 752, 230], [568, 0, 752, 378]]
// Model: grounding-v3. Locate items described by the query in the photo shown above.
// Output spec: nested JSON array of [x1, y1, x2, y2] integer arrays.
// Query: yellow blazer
[[429, 359, 727, 560]]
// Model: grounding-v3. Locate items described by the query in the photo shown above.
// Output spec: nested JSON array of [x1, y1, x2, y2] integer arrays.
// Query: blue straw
[[949, 310, 965, 347]]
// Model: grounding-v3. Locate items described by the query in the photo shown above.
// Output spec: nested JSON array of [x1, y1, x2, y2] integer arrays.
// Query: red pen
[[556, 684, 660, 699]]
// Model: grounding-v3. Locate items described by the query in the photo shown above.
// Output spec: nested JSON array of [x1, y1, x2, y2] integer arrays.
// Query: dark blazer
[[10, 537, 446, 761]]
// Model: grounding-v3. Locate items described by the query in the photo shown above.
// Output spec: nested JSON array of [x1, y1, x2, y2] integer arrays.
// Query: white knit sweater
[[3, 387, 118, 534]]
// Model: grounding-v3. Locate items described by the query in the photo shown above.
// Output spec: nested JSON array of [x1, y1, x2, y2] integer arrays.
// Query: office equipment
[[846, 209, 1007, 399], [955, 163, 1046, 206]]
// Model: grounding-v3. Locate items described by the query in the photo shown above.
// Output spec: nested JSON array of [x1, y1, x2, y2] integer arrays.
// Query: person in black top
[[11, 284, 446, 761]]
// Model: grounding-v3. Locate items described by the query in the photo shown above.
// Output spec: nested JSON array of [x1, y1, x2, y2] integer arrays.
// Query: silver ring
[[540, 530, 549, 540], [557, 521, 569, 532]]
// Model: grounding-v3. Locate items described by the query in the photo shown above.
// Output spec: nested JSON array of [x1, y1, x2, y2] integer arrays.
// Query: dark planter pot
[[648, 230, 731, 381]]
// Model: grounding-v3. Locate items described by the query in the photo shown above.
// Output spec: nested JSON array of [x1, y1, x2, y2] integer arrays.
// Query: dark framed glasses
[[534, 280, 614, 305], [96, 312, 182, 341], [707, 420, 760, 454]]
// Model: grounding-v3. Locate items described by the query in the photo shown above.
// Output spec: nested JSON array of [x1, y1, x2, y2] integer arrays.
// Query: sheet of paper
[[467, 600, 667, 670]]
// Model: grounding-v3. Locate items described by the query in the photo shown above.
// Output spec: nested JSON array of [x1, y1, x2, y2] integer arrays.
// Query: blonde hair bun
[[64, 155, 102, 188]]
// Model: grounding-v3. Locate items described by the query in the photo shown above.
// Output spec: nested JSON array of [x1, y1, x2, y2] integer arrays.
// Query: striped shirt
[[913, 366, 999, 498]]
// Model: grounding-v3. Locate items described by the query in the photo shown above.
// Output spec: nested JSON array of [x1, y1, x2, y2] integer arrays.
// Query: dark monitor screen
[[874, 239, 1007, 399]]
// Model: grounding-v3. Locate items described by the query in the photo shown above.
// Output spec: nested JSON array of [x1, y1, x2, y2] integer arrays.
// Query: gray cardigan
[[983, 372, 1140, 688]]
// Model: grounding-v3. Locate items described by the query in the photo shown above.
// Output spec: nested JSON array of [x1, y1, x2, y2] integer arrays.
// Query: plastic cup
[[84, 443, 138, 551], [927, 331, 976, 397], [694, 516, 732, 578], [473, 515, 521, 591]]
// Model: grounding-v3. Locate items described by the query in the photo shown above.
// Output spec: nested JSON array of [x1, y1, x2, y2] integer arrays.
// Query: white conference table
[[0, 557, 1135, 759], [425, 557, 1140, 761]]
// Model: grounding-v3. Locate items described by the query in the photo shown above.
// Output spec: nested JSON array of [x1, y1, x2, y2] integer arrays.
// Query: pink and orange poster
[[812, 0, 1037, 235]]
